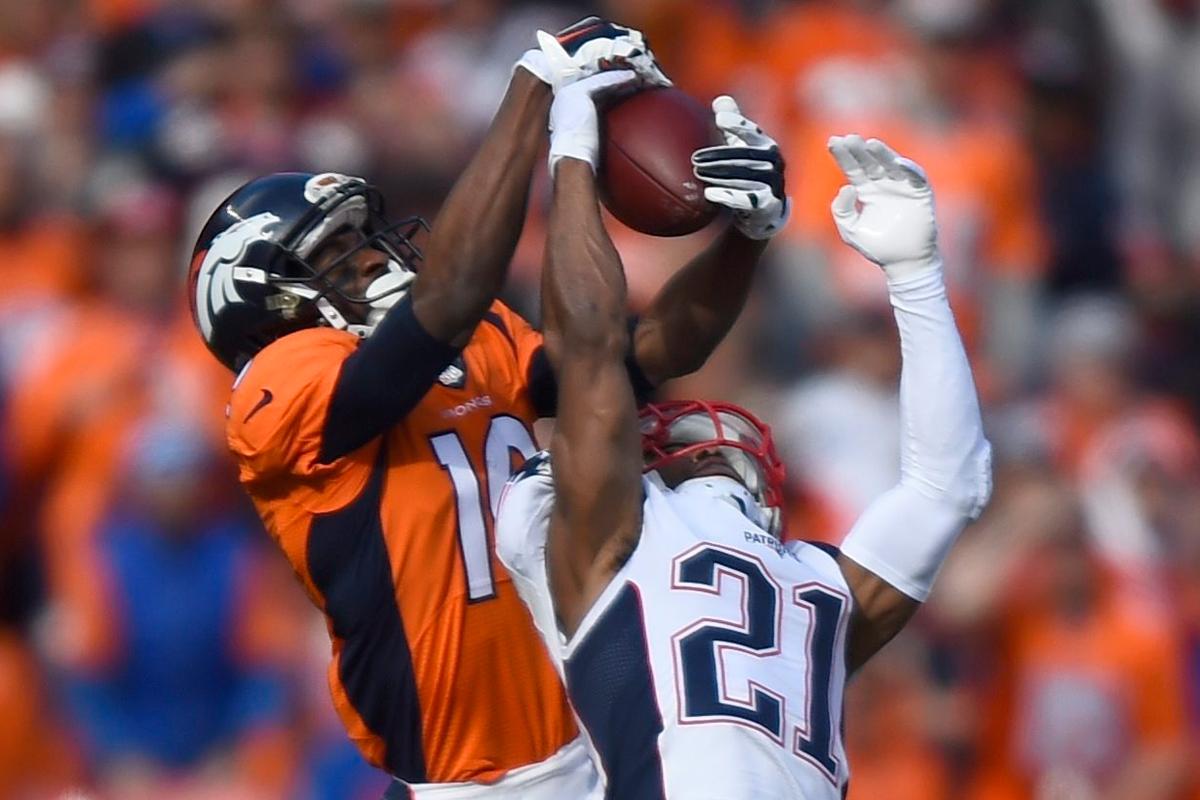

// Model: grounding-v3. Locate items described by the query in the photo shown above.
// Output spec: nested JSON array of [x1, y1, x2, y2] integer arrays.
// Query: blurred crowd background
[[1, 0, 1199, 798]]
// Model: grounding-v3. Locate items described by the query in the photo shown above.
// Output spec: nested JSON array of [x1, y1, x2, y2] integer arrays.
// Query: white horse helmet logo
[[194, 211, 281, 341]]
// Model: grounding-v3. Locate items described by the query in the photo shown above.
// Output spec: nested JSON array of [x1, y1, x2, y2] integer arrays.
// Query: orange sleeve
[[225, 327, 362, 483]]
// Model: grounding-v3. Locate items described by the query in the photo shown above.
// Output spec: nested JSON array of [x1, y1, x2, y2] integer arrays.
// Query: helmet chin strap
[[308, 260, 414, 338], [675, 475, 775, 535]]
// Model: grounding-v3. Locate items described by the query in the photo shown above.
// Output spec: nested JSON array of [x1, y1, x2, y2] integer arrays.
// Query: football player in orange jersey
[[186, 17, 789, 800]]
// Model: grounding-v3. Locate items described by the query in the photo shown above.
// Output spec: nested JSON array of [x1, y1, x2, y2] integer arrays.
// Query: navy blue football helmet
[[188, 172, 426, 371]]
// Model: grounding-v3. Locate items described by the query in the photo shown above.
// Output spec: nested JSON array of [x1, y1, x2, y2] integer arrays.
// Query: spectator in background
[[0, 1, 1197, 797], [961, 492, 1191, 800], [0, 376, 77, 800], [999, 295, 1200, 591], [775, 309, 901, 542], [768, 0, 1047, 396], [7, 173, 229, 674], [1092, 0, 1200, 275], [599, 0, 760, 105], [845, 639, 951, 800], [1016, 0, 1123, 297], [0, 63, 88, 384], [59, 419, 294, 799]]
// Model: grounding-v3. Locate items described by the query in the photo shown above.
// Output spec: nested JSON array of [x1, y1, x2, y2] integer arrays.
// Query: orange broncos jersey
[[225, 300, 576, 783]]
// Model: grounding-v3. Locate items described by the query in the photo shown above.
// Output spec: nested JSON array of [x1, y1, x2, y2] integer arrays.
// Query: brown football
[[599, 87, 722, 237]]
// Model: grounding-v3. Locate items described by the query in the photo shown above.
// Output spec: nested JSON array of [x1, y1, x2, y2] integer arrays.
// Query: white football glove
[[548, 69, 640, 176], [691, 96, 790, 240], [828, 134, 940, 282], [516, 16, 671, 92]]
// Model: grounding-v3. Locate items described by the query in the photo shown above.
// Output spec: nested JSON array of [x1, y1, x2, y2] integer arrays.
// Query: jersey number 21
[[672, 544, 847, 785]]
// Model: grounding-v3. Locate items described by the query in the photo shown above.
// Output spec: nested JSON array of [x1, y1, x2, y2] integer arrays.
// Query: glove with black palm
[[691, 97, 789, 240]]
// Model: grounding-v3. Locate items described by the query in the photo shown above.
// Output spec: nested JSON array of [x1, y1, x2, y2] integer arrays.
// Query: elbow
[[664, 346, 710, 381], [953, 436, 994, 521], [548, 279, 629, 362], [560, 312, 629, 363], [966, 437, 994, 519], [903, 436, 994, 522], [410, 276, 492, 344], [427, 266, 493, 319]]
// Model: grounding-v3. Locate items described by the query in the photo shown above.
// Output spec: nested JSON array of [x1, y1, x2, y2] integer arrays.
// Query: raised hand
[[691, 96, 789, 240], [547, 70, 640, 175], [827, 134, 939, 281], [516, 16, 670, 92]]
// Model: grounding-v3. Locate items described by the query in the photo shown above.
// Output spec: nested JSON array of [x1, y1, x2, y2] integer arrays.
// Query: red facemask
[[639, 400, 787, 533]]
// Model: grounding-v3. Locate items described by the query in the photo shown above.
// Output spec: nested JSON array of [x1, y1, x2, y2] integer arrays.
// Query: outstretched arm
[[409, 69, 550, 347], [317, 22, 669, 462], [825, 136, 993, 673], [633, 97, 789, 385], [541, 74, 646, 637], [411, 17, 669, 348], [633, 227, 766, 384], [317, 67, 549, 464]]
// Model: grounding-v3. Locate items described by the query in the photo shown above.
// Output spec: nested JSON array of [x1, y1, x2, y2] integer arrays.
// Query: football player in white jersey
[[496, 69, 993, 800]]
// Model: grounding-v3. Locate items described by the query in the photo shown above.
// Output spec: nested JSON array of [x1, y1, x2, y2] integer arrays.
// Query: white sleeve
[[839, 266, 992, 601]]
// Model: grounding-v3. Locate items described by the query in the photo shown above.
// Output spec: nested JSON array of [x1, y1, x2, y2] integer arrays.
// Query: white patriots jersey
[[496, 452, 853, 800]]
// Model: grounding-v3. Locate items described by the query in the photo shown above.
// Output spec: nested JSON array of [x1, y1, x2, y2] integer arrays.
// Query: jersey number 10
[[429, 416, 536, 602]]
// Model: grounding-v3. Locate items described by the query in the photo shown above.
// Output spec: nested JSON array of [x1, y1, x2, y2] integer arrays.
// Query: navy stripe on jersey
[[565, 584, 667, 800], [481, 310, 516, 349], [307, 443, 427, 781]]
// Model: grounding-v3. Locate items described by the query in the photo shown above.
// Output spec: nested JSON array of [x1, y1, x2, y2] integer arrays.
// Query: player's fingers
[[712, 95, 741, 117], [697, 160, 767, 187], [537, 29, 566, 58], [576, 68, 639, 96], [536, 30, 576, 79], [864, 138, 928, 188], [641, 60, 674, 87], [703, 187, 748, 210], [693, 145, 770, 165], [699, 176, 765, 193], [711, 96, 774, 146], [827, 135, 867, 185], [717, 118, 773, 149], [830, 184, 858, 221], [845, 135, 885, 180], [694, 161, 773, 180], [694, 159, 771, 187], [863, 138, 906, 182], [692, 145, 779, 168], [703, 186, 763, 212], [895, 155, 929, 189]]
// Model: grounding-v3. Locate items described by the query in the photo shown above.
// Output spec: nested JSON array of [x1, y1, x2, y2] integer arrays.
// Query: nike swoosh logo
[[244, 388, 274, 422]]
